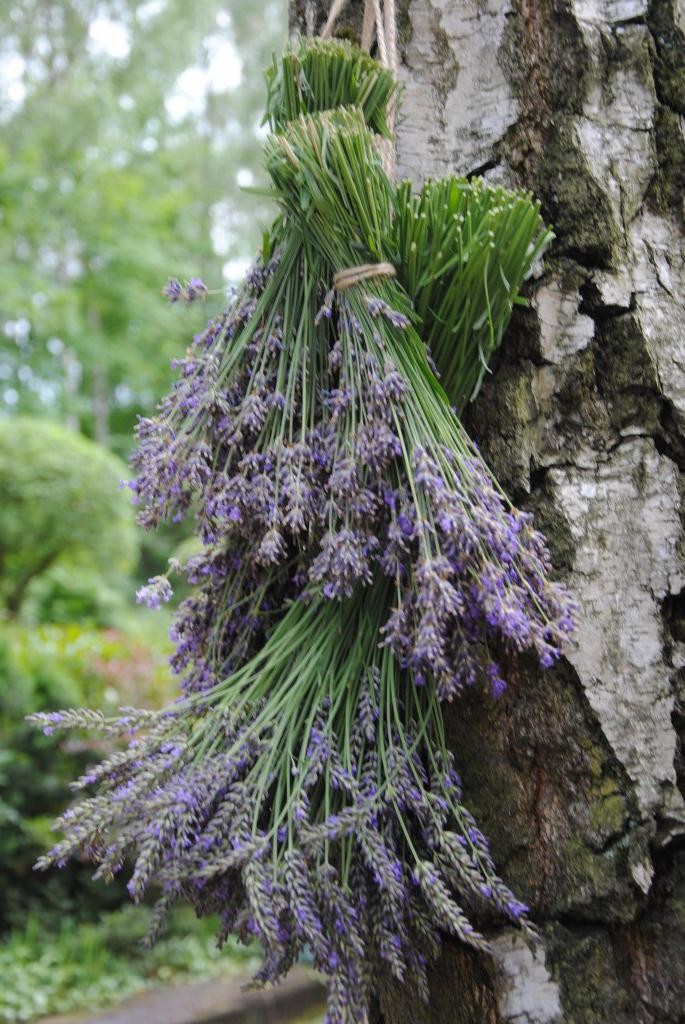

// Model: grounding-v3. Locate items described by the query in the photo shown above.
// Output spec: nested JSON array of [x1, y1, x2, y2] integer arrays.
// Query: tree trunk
[[291, 3, 685, 1020]]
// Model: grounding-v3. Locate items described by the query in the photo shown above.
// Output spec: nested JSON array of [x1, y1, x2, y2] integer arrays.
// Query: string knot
[[333, 262, 396, 291]]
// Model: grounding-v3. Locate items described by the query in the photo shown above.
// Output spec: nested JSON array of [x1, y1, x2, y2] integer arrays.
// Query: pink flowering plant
[[31, 40, 576, 1024]]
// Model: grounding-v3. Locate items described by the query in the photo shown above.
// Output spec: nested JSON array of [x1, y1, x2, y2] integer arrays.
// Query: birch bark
[[288, 3, 685, 1019]]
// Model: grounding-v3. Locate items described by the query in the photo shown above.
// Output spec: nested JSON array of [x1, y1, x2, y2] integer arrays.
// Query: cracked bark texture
[[290, 2, 685, 1020]]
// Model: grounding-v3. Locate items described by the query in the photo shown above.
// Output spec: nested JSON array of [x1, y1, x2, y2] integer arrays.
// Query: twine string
[[320, 0, 349, 39], [332, 262, 396, 291], [361, 1, 375, 51], [319, 1, 399, 286], [319, 0, 398, 178]]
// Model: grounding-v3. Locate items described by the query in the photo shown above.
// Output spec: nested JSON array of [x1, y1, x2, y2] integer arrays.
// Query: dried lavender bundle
[[264, 107, 576, 692], [30, 586, 531, 1021], [31, 41, 576, 1024]]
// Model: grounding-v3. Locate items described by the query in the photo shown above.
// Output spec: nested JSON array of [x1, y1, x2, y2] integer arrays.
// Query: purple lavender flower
[[163, 277, 208, 303], [136, 575, 173, 609], [163, 278, 184, 302], [186, 277, 208, 301], [487, 662, 507, 699], [315, 288, 335, 324], [310, 528, 376, 598], [363, 295, 410, 329], [257, 528, 287, 565]]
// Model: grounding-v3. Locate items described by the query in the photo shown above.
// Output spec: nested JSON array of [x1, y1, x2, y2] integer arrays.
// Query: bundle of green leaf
[[32, 40, 576, 1024]]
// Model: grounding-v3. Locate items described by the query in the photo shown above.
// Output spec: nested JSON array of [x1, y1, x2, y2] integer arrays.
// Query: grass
[[0, 904, 261, 1023]]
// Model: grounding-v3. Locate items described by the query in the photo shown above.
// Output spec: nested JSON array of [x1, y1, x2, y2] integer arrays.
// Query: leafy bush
[[0, 417, 138, 616], [22, 564, 130, 627], [0, 619, 172, 927]]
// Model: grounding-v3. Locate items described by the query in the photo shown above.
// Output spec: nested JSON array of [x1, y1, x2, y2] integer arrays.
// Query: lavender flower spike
[[136, 575, 173, 609]]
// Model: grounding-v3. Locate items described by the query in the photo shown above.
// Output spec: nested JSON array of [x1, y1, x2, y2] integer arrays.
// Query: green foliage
[[0, 417, 137, 615], [22, 564, 129, 627], [0, 0, 285, 447], [0, 617, 171, 926], [0, 905, 260, 1024]]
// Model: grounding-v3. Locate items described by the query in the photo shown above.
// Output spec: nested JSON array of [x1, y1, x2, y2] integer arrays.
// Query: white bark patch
[[492, 934, 563, 1024], [548, 440, 685, 817], [535, 282, 595, 364], [678, 0, 685, 36], [572, 0, 647, 24], [576, 53, 655, 227], [590, 269, 633, 311], [631, 855, 655, 895], [396, 0, 517, 180], [631, 210, 685, 428]]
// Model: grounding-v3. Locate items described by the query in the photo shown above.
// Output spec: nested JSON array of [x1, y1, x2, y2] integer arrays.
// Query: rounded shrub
[[0, 417, 138, 615]]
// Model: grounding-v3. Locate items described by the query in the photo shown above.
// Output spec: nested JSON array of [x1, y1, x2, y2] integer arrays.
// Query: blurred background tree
[[0, 0, 283, 453]]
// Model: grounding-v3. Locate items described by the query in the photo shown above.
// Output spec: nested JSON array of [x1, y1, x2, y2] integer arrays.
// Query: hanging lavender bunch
[[31, 41, 576, 1024], [261, 106, 576, 692], [31, 585, 533, 1020]]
